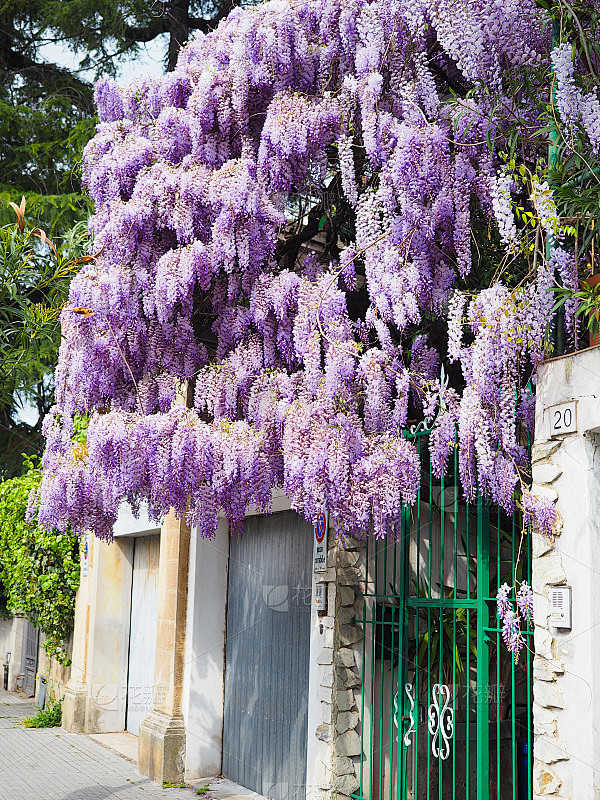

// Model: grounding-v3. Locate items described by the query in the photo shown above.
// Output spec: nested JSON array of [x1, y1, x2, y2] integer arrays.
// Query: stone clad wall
[[313, 537, 366, 800], [531, 440, 569, 798], [532, 348, 600, 800]]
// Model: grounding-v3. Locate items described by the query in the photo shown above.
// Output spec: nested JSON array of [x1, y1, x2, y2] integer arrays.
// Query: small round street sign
[[315, 512, 326, 543]]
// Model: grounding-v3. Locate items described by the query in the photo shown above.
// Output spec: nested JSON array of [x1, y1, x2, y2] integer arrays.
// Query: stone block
[[533, 555, 566, 590], [322, 627, 334, 648], [533, 657, 563, 682], [336, 690, 355, 711], [533, 595, 548, 630], [339, 535, 362, 551], [534, 720, 558, 738], [318, 648, 334, 665], [335, 711, 359, 734], [321, 702, 332, 723], [336, 648, 355, 668], [531, 483, 558, 502], [336, 666, 361, 689], [533, 761, 562, 795], [535, 735, 568, 764], [337, 550, 360, 568], [534, 681, 564, 709], [334, 730, 362, 756], [332, 774, 360, 795], [533, 533, 554, 558], [318, 568, 337, 582], [534, 627, 553, 659], [532, 441, 561, 463], [333, 756, 355, 776], [339, 624, 362, 646], [338, 606, 356, 625], [338, 568, 360, 586], [316, 723, 333, 742], [533, 796, 569, 800], [318, 684, 333, 703], [338, 586, 356, 606], [533, 702, 559, 735], [533, 463, 562, 484], [321, 665, 335, 688]]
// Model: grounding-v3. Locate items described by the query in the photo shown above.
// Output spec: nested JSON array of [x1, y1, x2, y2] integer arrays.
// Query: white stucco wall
[[533, 347, 600, 799], [113, 501, 161, 538]]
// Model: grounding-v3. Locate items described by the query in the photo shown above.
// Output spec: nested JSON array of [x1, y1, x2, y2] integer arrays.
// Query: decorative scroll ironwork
[[394, 683, 417, 746], [428, 683, 454, 760]]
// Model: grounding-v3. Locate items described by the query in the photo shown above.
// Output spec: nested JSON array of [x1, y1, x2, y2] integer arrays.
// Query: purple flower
[[516, 581, 534, 625], [501, 609, 524, 661], [522, 492, 556, 538]]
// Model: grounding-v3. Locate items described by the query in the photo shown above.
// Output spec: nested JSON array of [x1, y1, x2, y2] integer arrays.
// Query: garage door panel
[[126, 534, 160, 736], [223, 511, 312, 800]]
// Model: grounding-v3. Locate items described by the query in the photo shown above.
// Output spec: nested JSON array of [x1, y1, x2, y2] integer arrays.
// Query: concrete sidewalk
[[0, 689, 199, 800]]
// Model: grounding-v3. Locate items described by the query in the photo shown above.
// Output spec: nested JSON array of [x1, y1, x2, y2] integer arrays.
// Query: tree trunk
[[167, 0, 190, 71]]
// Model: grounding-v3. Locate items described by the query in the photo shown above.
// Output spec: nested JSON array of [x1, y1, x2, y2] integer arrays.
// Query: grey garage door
[[222, 511, 313, 800]]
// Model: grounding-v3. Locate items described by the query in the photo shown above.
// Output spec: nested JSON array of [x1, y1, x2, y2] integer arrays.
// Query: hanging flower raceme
[[496, 581, 534, 662], [39, 0, 558, 542]]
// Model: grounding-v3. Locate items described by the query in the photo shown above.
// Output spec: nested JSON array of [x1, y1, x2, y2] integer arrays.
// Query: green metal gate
[[354, 431, 533, 800]]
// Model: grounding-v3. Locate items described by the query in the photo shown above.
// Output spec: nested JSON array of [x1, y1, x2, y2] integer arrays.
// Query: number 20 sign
[[549, 401, 577, 437]]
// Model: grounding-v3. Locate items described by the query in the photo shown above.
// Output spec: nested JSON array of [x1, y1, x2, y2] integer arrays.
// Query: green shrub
[[22, 698, 62, 728], [0, 457, 80, 663]]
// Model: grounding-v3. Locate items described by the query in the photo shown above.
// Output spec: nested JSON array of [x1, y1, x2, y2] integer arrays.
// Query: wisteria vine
[[35, 0, 600, 555]]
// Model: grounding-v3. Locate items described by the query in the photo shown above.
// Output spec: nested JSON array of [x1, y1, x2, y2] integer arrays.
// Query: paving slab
[[0, 688, 198, 800], [88, 732, 139, 764]]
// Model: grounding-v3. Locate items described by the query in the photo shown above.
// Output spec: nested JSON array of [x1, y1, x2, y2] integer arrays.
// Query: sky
[[16, 39, 168, 428], [39, 35, 168, 87]]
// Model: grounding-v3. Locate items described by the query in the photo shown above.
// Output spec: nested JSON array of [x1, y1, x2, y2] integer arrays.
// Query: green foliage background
[[0, 459, 80, 664]]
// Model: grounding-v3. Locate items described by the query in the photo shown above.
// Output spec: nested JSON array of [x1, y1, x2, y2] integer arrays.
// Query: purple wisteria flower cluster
[[37, 0, 558, 541], [497, 581, 534, 662]]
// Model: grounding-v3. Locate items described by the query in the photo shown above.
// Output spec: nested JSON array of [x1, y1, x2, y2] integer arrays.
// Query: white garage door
[[126, 534, 160, 735]]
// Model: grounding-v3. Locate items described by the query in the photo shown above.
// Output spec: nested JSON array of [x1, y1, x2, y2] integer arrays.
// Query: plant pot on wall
[[584, 274, 600, 347]]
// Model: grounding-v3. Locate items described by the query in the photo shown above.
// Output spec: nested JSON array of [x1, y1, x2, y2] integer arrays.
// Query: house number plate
[[549, 401, 577, 437]]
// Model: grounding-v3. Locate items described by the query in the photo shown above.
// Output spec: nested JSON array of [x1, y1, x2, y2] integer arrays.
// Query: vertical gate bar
[[379, 542, 386, 800], [452, 441, 458, 797], [359, 538, 368, 798], [476, 495, 490, 800], [371, 542, 378, 800], [465, 436, 470, 602], [387, 536, 395, 800], [466, 500, 471, 800], [399, 504, 409, 800], [390, 587, 396, 800], [511, 511, 517, 800], [415, 593, 420, 800], [427, 604, 432, 800], [389, 541, 396, 800], [415, 436, 422, 800], [439, 466, 445, 800], [427, 451, 433, 800], [527, 525, 533, 800], [466, 606, 470, 800], [497, 508, 501, 800], [428, 454, 433, 599]]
